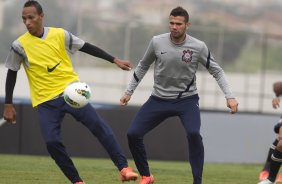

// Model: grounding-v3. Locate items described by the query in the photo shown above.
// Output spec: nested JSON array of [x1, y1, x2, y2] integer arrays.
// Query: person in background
[[3, 1, 138, 184], [120, 6, 238, 184], [258, 92, 282, 184], [258, 138, 282, 182]]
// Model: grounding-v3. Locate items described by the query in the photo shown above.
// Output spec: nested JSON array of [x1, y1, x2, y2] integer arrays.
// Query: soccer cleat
[[259, 170, 270, 181], [120, 167, 139, 182], [258, 179, 276, 184], [139, 175, 154, 184], [276, 173, 282, 182], [73, 182, 86, 184]]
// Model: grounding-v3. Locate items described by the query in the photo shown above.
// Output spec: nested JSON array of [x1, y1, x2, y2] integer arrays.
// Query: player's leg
[[68, 103, 138, 181], [38, 98, 83, 183], [178, 95, 203, 184], [69, 103, 127, 169], [127, 96, 171, 178], [259, 139, 278, 181], [259, 146, 282, 184], [267, 144, 282, 182], [264, 139, 278, 171]]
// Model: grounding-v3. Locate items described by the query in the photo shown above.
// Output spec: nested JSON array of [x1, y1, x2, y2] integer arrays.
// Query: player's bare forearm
[[113, 58, 132, 71]]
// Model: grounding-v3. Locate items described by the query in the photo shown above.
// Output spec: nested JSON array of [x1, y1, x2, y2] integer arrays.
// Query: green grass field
[[0, 154, 263, 184]]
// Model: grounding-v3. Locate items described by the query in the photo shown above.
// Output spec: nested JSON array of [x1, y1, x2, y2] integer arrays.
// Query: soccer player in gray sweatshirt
[[120, 6, 238, 184]]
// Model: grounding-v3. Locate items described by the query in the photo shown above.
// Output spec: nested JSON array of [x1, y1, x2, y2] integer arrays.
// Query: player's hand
[[3, 104, 17, 124], [120, 93, 131, 106], [272, 97, 280, 109], [226, 98, 238, 114], [113, 58, 132, 71]]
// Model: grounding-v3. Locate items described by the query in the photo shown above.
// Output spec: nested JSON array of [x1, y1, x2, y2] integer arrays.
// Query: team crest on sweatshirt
[[182, 50, 193, 63]]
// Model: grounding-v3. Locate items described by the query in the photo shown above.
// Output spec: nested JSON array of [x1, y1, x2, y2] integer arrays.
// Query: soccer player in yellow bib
[[2, 1, 138, 184]]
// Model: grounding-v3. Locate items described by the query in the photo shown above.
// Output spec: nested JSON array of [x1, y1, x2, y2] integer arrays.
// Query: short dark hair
[[24, 0, 43, 15], [170, 6, 189, 22]]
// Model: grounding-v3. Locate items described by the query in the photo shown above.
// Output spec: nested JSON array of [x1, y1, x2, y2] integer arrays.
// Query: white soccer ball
[[63, 82, 92, 108]]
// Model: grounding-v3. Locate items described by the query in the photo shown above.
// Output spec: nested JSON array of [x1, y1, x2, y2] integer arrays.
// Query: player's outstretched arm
[[120, 93, 131, 106], [113, 58, 132, 71], [226, 98, 238, 114], [79, 42, 132, 70]]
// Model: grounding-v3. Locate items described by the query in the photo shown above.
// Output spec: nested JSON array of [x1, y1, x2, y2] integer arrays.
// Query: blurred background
[[1, 0, 282, 113]]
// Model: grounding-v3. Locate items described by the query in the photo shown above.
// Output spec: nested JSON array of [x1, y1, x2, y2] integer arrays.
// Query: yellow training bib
[[18, 28, 79, 107]]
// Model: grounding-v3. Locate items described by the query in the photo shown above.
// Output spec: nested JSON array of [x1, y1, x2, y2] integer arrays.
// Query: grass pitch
[[0, 154, 263, 184]]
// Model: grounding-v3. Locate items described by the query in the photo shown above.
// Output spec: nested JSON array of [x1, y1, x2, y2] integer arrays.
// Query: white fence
[[0, 65, 280, 114]]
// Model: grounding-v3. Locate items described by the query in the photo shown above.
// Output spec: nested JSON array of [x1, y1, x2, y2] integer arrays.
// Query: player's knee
[[187, 131, 202, 141], [187, 130, 201, 137], [127, 129, 141, 140]]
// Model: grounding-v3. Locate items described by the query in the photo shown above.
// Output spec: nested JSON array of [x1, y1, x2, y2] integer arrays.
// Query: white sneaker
[[258, 179, 276, 184]]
